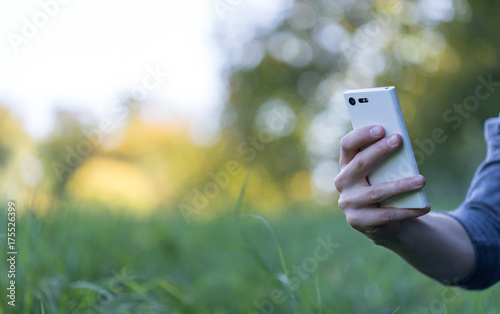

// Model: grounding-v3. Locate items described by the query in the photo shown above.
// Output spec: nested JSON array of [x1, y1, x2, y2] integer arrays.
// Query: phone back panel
[[343, 87, 428, 208]]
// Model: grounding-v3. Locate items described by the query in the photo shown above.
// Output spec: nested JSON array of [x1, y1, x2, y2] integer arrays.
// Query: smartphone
[[343, 86, 428, 208]]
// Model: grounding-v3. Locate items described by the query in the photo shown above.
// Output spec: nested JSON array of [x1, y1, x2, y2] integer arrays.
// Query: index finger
[[339, 125, 385, 169]]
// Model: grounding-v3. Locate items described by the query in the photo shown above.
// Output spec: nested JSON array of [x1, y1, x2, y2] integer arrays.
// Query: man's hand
[[334, 125, 431, 243]]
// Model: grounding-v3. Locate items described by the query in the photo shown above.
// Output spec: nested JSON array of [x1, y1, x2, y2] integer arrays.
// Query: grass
[[1, 190, 500, 313]]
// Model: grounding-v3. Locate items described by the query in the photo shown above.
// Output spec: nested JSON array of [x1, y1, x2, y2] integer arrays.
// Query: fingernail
[[411, 176, 423, 187], [388, 134, 399, 147], [370, 126, 382, 137]]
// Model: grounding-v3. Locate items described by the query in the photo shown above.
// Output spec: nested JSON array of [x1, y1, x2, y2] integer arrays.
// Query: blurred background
[[1, 0, 500, 313]]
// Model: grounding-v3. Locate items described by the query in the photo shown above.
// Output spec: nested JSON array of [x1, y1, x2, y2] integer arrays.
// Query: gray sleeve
[[446, 114, 500, 290]]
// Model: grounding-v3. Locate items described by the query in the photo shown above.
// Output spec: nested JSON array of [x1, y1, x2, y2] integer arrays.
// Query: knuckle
[[340, 136, 349, 150], [397, 178, 411, 193], [351, 155, 365, 169], [334, 174, 344, 192], [346, 214, 362, 230], [373, 141, 390, 155], [379, 210, 394, 224], [367, 187, 384, 203], [337, 196, 351, 211]]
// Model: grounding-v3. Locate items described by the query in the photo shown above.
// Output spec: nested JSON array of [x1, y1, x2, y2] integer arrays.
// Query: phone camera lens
[[348, 97, 356, 106]]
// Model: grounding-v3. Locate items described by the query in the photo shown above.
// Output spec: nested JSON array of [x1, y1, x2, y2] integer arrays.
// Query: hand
[[334, 125, 431, 244]]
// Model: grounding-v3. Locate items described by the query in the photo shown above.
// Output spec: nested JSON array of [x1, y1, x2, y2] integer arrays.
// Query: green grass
[[1, 196, 500, 313]]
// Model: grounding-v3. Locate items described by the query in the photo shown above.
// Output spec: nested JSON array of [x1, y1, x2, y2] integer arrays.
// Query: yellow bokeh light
[[289, 171, 311, 201], [66, 156, 160, 215]]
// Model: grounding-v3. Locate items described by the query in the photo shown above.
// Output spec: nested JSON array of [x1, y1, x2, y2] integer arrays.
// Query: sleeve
[[445, 113, 500, 290]]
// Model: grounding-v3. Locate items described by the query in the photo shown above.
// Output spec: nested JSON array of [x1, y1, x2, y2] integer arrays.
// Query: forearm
[[377, 212, 475, 285]]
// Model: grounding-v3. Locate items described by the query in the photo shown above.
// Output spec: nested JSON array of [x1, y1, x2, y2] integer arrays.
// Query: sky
[[0, 0, 287, 146]]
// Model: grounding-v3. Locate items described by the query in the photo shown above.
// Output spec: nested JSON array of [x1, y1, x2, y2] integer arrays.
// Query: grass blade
[[70, 281, 113, 301], [241, 214, 296, 312], [234, 171, 250, 220], [315, 275, 322, 314], [232, 172, 296, 312], [233, 172, 278, 283], [240, 214, 289, 279]]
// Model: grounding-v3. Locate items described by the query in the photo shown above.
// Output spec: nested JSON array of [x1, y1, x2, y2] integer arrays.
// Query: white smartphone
[[343, 86, 428, 208]]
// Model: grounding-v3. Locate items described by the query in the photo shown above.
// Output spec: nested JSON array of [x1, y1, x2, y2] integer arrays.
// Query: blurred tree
[[38, 110, 100, 201], [0, 106, 36, 197], [0, 107, 28, 168], [218, 0, 499, 208], [20, 0, 500, 214]]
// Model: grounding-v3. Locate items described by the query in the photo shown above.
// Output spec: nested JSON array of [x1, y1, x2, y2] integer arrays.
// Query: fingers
[[345, 205, 431, 231], [339, 175, 429, 234], [346, 133, 402, 180], [360, 175, 425, 208], [338, 175, 426, 210], [339, 125, 385, 168], [337, 126, 430, 242], [335, 132, 403, 191]]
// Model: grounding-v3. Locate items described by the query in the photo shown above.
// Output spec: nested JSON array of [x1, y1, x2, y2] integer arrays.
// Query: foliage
[[221, 0, 500, 207], [1, 197, 499, 313]]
